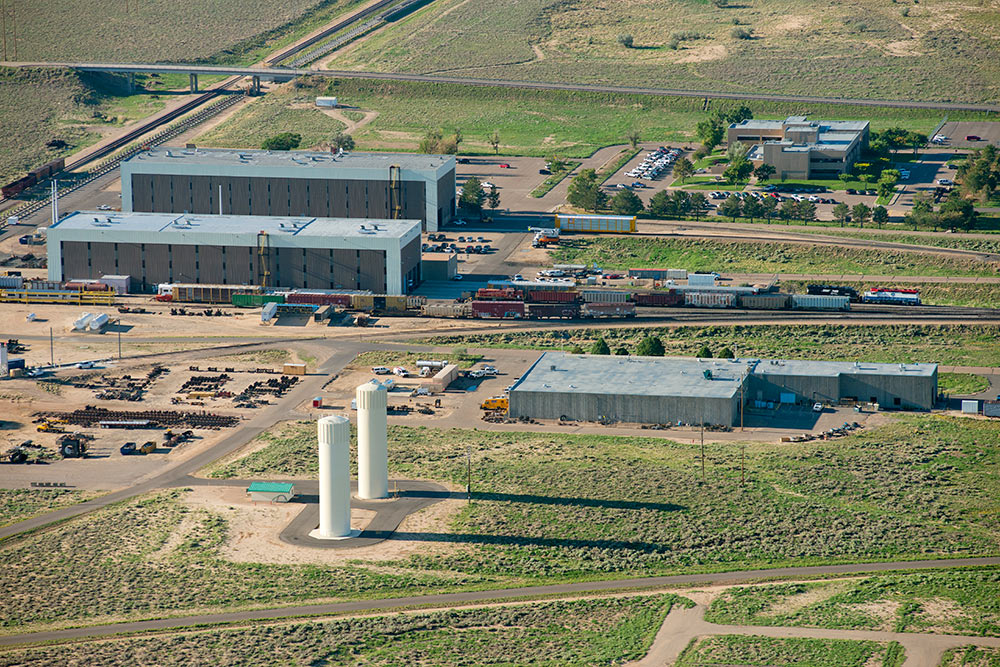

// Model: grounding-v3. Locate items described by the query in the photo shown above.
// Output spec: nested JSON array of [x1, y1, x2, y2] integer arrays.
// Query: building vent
[[550, 365, 557, 371]]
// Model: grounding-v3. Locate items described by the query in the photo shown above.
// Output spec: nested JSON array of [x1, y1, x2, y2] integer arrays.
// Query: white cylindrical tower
[[356, 380, 388, 499], [314, 415, 352, 539]]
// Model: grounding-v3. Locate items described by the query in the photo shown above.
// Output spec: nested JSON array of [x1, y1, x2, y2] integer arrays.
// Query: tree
[[625, 129, 641, 149], [851, 202, 871, 228], [617, 33, 634, 48], [872, 205, 889, 229], [567, 169, 607, 212], [647, 190, 671, 218], [753, 163, 775, 183], [742, 197, 764, 223], [636, 336, 665, 357], [912, 192, 933, 214], [695, 119, 725, 150], [261, 132, 301, 151], [796, 200, 817, 224], [760, 195, 778, 223], [723, 158, 753, 185], [731, 27, 753, 39], [331, 132, 355, 151], [672, 157, 694, 183], [611, 189, 644, 215], [486, 186, 501, 214], [718, 195, 742, 222], [877, 170, 899, 199], [690, 192, 709, 221], [669, 190, 692, 217], [908, 131, 928, 156], [717, 346, 735, 359], [459, 177, 484, 213], [696, 344, 713, 358], [940, 192, 978, 231], [569, 345, 585, 355], [615, 346, 629, 356], [779, 199, 797, 224], [418, 128, 444, 153], [488, 130, 501, 155], [832, 202, 850, 227], [838, 173, 853, 185], [727, 141, 748, 162], [590, 338, 611, 355], [548, 155, 568, 173]]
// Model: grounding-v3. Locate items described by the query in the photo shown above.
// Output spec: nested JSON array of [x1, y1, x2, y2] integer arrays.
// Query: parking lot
[[455, 155, 549, 212], [936, 121, 1000, 149]]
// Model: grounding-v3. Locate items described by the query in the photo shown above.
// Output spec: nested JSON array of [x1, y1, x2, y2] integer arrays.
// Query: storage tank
[[89, 313, 110, 331], [73, 312, 94, 331], [311, 415, 354, 540], [356, 380, 388, 499]]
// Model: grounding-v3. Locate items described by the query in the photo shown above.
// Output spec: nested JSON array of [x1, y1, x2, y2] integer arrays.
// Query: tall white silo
[[356, 380, 388, 499], [311, 415, 352, 539]]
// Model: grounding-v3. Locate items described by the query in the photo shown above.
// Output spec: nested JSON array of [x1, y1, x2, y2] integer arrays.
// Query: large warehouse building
[[120, 148, 456, 231], [508, 352, 937, 426], [47, 211, 422, 294]]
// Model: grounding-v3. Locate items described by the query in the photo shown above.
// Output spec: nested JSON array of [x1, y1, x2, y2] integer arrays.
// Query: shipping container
[[172, 284, 259, 304], [422, 303, 471, 318], [687, 273, 717, 287], [99, 275, 132, 295], [283, 363, 307, 375], [471, 301, 525, 319], [232, 293, 285, 308], [555, 214, 636, 233], [581, 302, 637, 318], [351, 294, 375, 311], [739, 293, 791, 310], [24, 279, 62, 291], [406, 295, 426, 309], [791, 294, 850, 311], [628, 268, 687, 280], [526, 290, 578, 303], [0, 276, 24, 289], [314, 305, 333, 322], [633, 291, 683, 307], [984, 401, 1000, 418], [527, 303, 580, 319], [581, 289, 631, 303], [684, 291, 736, 308], [286, 292, 350, 307], [380, 295, 409, 312], [476, 288, 524, 301]]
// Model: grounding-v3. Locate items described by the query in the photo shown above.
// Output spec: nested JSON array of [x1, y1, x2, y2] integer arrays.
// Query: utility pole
[[118, 330, 122, 360], [466, 443, 472, 502], [49, 327, 54, 366]]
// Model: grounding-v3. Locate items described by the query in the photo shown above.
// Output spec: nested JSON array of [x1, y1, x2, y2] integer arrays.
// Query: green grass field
[[421, 324, 1000, 368], [0, 596, 681, 666], [676, 635, 905, 667], [0, 489, 93, 528], [5, 414, 999, 631], [327, 0, 1000, 103], [940, 647, 1000, 666], [937, 373, 991, 395], [704, 568, 1000, 636], [0, 68, 168, 184], [551, 237, 1000, 278], [195, 77, 990, 159]]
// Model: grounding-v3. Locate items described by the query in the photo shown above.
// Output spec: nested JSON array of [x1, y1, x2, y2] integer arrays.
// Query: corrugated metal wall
[[60, 241, 91, 279], [509, 390, 737, 426]]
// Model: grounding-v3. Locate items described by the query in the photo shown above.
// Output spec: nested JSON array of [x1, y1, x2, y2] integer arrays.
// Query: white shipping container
[[791, 294, 850, 311], [667, 269, 688, 280], [687, 273, 717, 287], [99, 275, 130, 295], [315, 96, 338, 107], [261, 301, 278, 323], [961, 400, 980, 414], [581, 290, 630, 303], [0, 276, 24, 288], [684, 291, 736, 308]]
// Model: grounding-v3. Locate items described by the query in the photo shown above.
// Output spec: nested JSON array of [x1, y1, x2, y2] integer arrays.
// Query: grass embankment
[[4, 415, 999, 631], [328, 0, 1000, 103], [0, 596, 682, 666], [771, 229, 1000, 254], [422, 324, 1000, 368], [705, 568, 1000, 636], [940, 647, 1000, 666], [197, 77, 991, 158], [939, 373, 991, 395], [550, 237, 1000, 278], [676, 636, 905, 667], [0, 489, 93, 528]]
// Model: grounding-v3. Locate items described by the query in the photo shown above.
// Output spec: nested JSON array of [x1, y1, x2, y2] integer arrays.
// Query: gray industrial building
[[120, 148, 455, 231], [47, 211, 422, 294], [508, 352, 937, 426]]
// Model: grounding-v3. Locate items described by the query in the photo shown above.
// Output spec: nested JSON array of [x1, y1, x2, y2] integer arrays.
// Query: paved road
[[1, 557, 997, 646], [3, 62, 997, 112], [633, 603, 1000, 667]]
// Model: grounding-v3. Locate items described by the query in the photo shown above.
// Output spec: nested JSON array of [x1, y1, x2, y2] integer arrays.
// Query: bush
[[569, 345, 585, 354], [636, 336, 665, 356], [900, 6, 910, 16], [697, 344, 713, 358], [617, 34, 634, 48], [731, 27, 753, 39], [261, 132, 301, 151], [590, 338, 611, 355]]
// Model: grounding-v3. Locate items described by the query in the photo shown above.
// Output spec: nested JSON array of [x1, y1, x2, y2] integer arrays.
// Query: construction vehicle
[[37, 420, 66, 433], [120, 442, 137, 455], [480, 396, 509, 411], [139, 441, 157, 454], [57, 434, 88, 458]]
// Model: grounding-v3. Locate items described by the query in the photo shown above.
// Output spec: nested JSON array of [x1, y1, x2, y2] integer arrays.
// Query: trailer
[[581, 302, 636, 318], [527, 303, 580, 319], [555, 214, 636, 233], [632, 291, 683, 307], [628, 268, 687, 280], [471, 301, 525, 319], [684, 291, 736, 308]]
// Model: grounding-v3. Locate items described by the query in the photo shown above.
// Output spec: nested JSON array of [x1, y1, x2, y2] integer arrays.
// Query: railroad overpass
[[3, 61, 1000, 112]]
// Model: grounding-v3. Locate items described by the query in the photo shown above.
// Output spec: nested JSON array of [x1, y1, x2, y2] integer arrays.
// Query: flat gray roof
[[124, 147, 453, 172], [754, 359, 937, 378], [512, 352, 753, 400], [53, 211, 420, 239], [731, 117, 869, 133]]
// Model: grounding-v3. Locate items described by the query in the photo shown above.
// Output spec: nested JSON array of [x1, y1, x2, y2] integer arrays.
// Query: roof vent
[[550, 365, 556, 371]]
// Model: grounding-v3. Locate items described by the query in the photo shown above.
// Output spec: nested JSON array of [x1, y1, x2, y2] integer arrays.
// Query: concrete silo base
[[308, 528, 361, 541]]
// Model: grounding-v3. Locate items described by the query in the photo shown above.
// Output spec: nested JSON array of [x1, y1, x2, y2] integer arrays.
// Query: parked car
[[538, 168, 551, 175], [482, 181, 496, 188], [513, 274, 524, 281], [75, 361, 95, 369], [371, 366, 391, 375], [499, 163, 511, 168], [457, 158, 470, 163], [846, 188, 857, 194], [936, 178, 953, 185], [454, 219, 467, 225], [966, 135, 982, 141], [451, 274, 463, 280], [813, 402, 823, 413]]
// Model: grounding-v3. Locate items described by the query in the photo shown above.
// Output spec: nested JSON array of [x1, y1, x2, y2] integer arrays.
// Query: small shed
[[247, 481, 296, 503]]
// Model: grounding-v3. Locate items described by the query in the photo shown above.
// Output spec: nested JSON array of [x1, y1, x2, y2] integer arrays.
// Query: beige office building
[[728, 116, 870, 180]]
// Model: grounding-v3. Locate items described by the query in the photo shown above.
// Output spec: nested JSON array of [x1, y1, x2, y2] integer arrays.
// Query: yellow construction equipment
[[37, 421, 66, 433]]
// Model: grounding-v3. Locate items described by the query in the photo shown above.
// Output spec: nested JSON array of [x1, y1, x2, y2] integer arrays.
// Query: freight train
[[1, 158, 65, 199], [861, 287, 921, 306]]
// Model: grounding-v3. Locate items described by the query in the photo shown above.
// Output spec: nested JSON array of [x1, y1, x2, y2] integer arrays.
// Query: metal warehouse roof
[[54, 211, 420, 239], [754, 359, 937, 378], [126, 147, 453, 171], [246, 482, 295, 494], [511, 352, 754, 400]]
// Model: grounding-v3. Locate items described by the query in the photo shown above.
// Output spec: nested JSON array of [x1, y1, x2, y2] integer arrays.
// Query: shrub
[[617, 34, 634, 48], [261, 132, 301, 151], [731, 27, 753, 39]]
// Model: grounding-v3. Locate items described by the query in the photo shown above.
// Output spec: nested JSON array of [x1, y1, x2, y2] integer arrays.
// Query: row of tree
[[575, 336, 731, 359], [459, 177, 500, 215], [957, 144, 999, 203]]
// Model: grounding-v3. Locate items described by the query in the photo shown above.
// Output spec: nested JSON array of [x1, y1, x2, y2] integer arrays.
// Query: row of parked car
[[424, 242, 493, 254], [625, 147, 683, 181], [710, 190, 842, 205]]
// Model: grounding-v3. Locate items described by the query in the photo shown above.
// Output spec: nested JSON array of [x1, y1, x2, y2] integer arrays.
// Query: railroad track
[[0, 91, 245, 228]]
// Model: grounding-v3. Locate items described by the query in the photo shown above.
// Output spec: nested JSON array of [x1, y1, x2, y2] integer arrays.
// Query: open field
[[327, 0, 1000, 103], [550, 238, 1000, 278], [4, 414, 999, 631], [938, 372, 991, 395], [766, 230, 1000, 254], [0, 595, 681, 666], [195, 77, 989, 158], [940, 646, 1000, 666], [675, 635, 905, 666], [0, 489, 93, 528], [0, 68, 167, 184], [421, 324, 1000, 367], [779, 280, 1000, 310], [8, 0, 365, 64], [704, 568, 1000, 636]]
